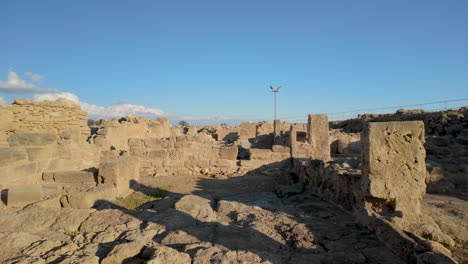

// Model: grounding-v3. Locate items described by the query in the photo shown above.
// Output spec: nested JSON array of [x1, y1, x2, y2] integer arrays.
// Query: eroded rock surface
[[0, 189, 405, 264]]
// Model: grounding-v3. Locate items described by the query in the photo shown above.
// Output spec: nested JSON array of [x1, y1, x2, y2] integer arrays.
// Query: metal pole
[[269, 86, 282, 122], [274, 91, 277, 121]]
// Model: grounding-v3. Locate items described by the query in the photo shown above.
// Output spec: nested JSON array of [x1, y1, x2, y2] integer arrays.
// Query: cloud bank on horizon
[[0, 71, 257, 125], [0, 70, 168, 119]]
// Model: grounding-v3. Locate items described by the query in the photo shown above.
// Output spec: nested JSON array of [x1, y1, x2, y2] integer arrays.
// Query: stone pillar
[[273, 120, 281, 144], [289, 125, 297, 158], [307, 114, 330, 160], [361, 121, 426, 214]]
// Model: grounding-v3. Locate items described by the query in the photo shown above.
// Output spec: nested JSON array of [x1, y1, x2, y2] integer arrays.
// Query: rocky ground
[[0, 173, 407, 264], [422, 194, 468, 263]]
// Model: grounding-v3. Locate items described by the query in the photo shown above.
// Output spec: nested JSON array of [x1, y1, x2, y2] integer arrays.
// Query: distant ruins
[[0, 98, 466, 264]]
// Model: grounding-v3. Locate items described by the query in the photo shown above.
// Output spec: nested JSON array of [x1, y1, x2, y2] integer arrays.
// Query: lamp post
[[270, 86, 282, 121]]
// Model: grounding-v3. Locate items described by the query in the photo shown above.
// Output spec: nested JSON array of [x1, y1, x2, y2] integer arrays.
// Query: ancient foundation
[[0, 99, 465, 264]]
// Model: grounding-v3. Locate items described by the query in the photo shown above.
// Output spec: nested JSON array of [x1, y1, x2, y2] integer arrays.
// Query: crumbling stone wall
[[0, 98, 89, 147], [128, 134, 239, 177], [91, 115, 171, 151], [331, 106, 468, 194], [0, 132, 100, 188], [293, 121, 456, 263]]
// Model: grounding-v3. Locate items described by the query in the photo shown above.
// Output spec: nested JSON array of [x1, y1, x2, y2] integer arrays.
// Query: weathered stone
[[147, 245, 191, 264], [0, 148, 28, 167], [250, 149, 272, 160], [174, 195, 217, 222], [219, 146, 238, 160], [272, 145, 290, 153], [101, 241, 145, 264], [8, 133, 57, 147], [7, 184, 43, 207], [307, 114, 330, 160], [0, 108, 14, 131], [49, 171, 96, 184], [361, 121, 426, 214], [98, 157, 139, 194]]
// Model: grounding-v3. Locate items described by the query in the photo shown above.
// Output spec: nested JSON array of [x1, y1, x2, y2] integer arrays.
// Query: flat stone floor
[[0, 174, 405, 264]]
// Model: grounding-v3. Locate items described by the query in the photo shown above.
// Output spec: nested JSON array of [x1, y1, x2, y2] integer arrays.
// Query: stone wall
[[91, 115, 171, 151], [128, 134, 239, 177], [0, 132, 100, 188], [0, 98, 89, 147]]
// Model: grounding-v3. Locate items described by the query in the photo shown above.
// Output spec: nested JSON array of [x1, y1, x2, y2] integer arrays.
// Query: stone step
[[42, 170, 96, 184]]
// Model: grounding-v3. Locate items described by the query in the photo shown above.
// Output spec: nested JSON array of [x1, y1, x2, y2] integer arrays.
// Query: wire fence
[[279, 98, 468, 123]]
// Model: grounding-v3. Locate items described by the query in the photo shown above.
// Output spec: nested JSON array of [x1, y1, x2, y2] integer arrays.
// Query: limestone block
[[98, 157, 140, 194], [271, 152, 290, 161], [174, 142, 193, 149], [163, 159, 185, 168], [239, 160, 270, 169], [184, 160, 210, 169], [149, 149, 168, 159], [272, 145, 290, 153], [129, 147, 146, 157], [51, 171, 96, 184], [210, 159, 237, 168], [361, 121, 426, 214], [249, 149, 272, 160], [0, 161, 41, 185], [42, 172, 54, 182], [307, 114, 330, 160], [8, 133, 57, 147], [0, 148, 28, 167], [0, 108, 14, 131], [25, 146, 63, 161], [128, 138, 143, 148], [219, 146, 238, 160], [143, 138, 161, 148], [7, 184, 43, 207], [59, 129, 82, 143], [65, 186, 117, 209]]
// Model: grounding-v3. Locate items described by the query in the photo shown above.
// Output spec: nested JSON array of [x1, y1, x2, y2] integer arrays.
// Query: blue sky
[[1, 0, 467, 124]]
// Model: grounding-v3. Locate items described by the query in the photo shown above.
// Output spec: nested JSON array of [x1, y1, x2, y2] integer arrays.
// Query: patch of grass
[[114, 187, 171, 210], [65, 231, 78, 237]]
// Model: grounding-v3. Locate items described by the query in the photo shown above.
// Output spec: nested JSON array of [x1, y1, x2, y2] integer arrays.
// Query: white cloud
[[0, 71, 57, 94], [0, 97, 6, 105], [24, 72, 44, 83], [33, 92, 166, 119]]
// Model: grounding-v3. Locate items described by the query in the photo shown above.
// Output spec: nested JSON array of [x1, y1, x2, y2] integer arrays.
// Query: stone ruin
[[0, 98, 466, 264]]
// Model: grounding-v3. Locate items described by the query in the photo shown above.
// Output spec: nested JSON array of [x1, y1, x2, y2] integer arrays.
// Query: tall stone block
[[361, 121, 426, 214], [307, 114, 330, 160], [98, 157, 140, 195]]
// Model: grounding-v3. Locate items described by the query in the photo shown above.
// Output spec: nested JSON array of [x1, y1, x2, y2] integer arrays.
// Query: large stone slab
[[42, 171, 96, 184], [361, 121, 426, 214], [8, 133, 57, 147], [307, 114, 330, 160], [7, 184, 43, 207], [0, 148, 28, 167], [219, 146, 238, 160]]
